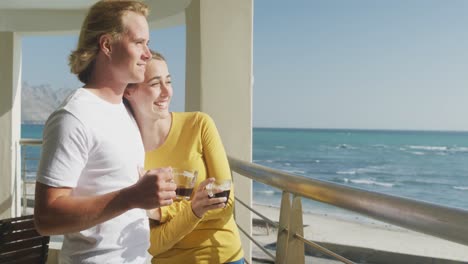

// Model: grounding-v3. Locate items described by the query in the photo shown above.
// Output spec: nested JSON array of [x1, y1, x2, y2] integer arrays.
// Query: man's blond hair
[[69, 0, 149, 83]]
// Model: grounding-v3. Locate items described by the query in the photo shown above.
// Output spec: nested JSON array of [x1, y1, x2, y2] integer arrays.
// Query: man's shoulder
[[60, 88, 96, 110], [59, 88, 120, 125]]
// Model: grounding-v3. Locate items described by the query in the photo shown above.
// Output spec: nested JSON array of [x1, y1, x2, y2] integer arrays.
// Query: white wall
[[0, 31, 22, 218], [185, 0, 253, 261]]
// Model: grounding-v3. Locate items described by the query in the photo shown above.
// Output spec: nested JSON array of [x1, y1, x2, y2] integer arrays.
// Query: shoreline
[[250, 203, 468, 263], [252, 201, 406, 230]]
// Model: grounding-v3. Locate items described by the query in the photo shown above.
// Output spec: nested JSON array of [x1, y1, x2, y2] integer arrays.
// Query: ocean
[[22, 124, 468, 217]]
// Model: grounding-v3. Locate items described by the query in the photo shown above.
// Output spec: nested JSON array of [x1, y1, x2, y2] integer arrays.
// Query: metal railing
[[19, 138, 43, 215], [18, 139, 468, 263], [228, 156, 468, 264]]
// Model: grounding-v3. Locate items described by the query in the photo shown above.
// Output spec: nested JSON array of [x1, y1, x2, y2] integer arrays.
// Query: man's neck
[[84, 53, 129, 104], [83, 85, 125, 104]]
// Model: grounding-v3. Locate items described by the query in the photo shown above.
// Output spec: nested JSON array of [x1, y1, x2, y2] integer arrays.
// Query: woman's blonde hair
[[150, 50, 165, 62], [69, 0, 149, 83]]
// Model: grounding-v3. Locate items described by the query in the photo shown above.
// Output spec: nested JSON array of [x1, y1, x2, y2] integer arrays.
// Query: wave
[[408, 145, 448, 151], [282, 169, 306, 175], [274, 145, 286, 149], [336, 170, 356, 175], [336, 165, 390, 176], [400, 179, 454, 187], [336, 144, 356, 150], [254, 189, 279, 195], [372, 144, 388, 148], [256, 159, 321, 166], [406, 145, 468, 153], [453, 186, 468, 191], [344, 178, 395, 187], [453, 147, 468, 152]]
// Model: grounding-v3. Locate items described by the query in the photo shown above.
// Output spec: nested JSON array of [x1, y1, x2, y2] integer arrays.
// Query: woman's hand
[[147, 208, 161, 220], [191, 178, 227, 218]]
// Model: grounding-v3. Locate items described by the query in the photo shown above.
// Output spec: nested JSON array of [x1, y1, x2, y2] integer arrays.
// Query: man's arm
[[34, 169, 176, 235]]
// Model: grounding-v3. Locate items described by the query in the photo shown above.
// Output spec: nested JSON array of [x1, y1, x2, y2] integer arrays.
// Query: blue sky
[[22, 0, 468, 131]]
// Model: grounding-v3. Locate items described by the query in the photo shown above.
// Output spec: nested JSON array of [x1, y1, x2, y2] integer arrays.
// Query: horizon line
[[22, 122, 468, 133], [253, 126, 468, 133]]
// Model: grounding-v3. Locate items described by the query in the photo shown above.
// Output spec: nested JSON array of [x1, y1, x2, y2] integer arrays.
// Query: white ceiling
[[0, 0, 97, 10], [0, 0, 190, 33]]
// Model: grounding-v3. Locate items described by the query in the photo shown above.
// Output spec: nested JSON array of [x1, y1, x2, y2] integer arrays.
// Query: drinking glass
[[173, 168, 198, 201], [206, 179, 232, 204]]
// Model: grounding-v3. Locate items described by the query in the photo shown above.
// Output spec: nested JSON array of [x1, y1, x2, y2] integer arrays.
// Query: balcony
[[15, 139, 468, 264]]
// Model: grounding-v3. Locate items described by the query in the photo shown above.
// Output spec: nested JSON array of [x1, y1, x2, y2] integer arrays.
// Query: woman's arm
[[197, 113, 236, 221], [156, 113, 235, 223], [148, 178, 226, 256]]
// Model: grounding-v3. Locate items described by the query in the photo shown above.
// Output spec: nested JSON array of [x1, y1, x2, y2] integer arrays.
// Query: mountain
[[22, 82, 74, 124]]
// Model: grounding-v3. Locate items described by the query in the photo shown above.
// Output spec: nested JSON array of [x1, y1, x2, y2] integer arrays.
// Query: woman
[[124, 51, 244, 264]]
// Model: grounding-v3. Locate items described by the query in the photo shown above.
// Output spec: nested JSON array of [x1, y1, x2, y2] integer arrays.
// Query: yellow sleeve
[[148, 201, 202, 256], [197, 113, 235, 221], [159, 200, 189, 223], [159, 189, 234, 223], [159, 113, 235, 223]]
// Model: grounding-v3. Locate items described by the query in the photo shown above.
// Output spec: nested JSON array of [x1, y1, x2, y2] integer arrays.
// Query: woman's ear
[[123, 86, 135, 100], [99, 34, 113, 57]]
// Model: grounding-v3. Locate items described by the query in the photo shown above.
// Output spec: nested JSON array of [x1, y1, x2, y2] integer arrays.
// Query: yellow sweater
[[145, 112, 244, 264]]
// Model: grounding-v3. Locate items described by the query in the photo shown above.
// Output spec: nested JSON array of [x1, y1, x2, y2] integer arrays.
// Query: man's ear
[[99, 34, 113, 56]]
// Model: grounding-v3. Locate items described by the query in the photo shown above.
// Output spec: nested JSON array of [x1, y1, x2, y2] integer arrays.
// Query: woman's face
[[127, 58, 173, 120]]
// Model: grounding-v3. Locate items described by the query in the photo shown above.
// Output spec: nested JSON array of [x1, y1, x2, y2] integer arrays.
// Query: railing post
[[288, 194, 305, 264], [21, 143, 26, 216], [276, 191, 291, 263], [16, 141, 22, 217]]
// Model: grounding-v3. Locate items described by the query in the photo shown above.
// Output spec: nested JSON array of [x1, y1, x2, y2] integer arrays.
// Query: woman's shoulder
[[174, 111, 213, 123]]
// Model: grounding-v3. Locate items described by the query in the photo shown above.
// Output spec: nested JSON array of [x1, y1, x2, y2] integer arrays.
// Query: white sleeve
[[36, 110, 90, 188]]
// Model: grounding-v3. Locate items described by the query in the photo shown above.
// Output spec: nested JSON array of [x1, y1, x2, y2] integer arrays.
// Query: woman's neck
[[136, 113, 172, 152]]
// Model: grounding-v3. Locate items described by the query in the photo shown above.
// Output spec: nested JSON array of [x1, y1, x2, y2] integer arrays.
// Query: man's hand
[[125, 167, 177, 209]]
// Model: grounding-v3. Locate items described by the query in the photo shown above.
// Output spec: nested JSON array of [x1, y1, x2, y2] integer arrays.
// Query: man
[[34, 1, 176, 263]]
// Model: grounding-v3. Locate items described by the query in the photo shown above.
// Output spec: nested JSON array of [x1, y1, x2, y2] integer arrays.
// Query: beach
[[250, 203, 468, 264]]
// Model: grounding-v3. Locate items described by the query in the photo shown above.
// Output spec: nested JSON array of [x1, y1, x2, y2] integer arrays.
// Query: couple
[[33, 1, 244, 264]]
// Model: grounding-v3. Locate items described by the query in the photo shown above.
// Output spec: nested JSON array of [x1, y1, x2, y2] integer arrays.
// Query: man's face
[[110, 11, 150, 84]]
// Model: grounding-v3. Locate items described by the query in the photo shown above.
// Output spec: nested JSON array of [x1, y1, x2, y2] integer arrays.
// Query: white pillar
[[0, 31, 22, 219], [185, 0, 253, 261]]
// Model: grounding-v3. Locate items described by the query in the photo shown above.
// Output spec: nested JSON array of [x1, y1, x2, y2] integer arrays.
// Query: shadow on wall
[[0, 195, 13, 217]]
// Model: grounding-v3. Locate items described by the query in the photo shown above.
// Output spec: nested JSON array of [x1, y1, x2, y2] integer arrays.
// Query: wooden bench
[[0, 215, 50, 264]]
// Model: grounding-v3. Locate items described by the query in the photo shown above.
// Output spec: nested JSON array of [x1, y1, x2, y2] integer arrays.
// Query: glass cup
[[206, 179, 232, 204], [172, 168, 198, 201]]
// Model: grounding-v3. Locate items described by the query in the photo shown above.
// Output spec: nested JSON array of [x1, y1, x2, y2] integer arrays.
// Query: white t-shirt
[[37, 88, 149, 264]]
